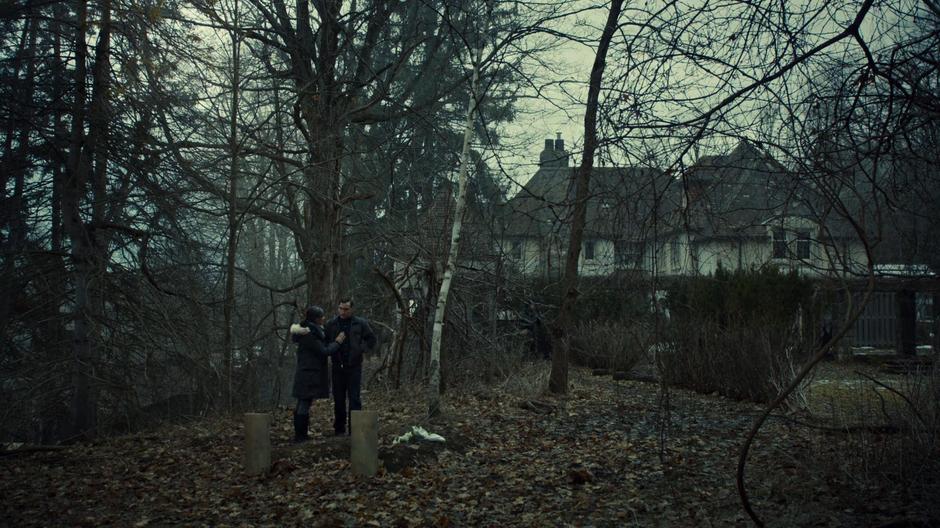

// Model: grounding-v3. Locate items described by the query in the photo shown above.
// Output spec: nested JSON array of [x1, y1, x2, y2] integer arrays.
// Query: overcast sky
[[483, 2, 611, 194]]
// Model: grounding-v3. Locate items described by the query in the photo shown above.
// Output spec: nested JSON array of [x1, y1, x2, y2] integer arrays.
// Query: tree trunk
[[63, 0, 95, 439], [548, 0, 624, 395], [223, 0, 241, 412], [0, 11, 37, 329], [60, 0, 113, 440], [9, 17, 36, 252], [933, 293, 939, 358], [89, 0, 111, 227], [0, 15, 31, 196], [51, 3, 65, 253], [427, 48, 483, 418], [86, 0, 112, 338], [284, 0, 356, 307]]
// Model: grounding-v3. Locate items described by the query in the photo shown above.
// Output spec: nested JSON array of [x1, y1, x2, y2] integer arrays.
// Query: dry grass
[[805, 377, 908, 428], [804, 362, 935, 429], [495, 360, 552, 399], [799, 360, 940, 513]]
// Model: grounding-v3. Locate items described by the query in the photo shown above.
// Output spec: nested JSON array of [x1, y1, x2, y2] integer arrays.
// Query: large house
[[499, 136, 676, 278], [650, 140, 867, 278], [500, 138, 867, 280], [499, 137, 937, 353]]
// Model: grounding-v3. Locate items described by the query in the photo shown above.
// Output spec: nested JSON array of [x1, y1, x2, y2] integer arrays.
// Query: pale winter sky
[[487, 3, 604, 195], [484, 0, 906, 196]]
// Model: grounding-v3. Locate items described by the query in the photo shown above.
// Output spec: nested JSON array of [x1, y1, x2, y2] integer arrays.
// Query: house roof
[[500, 141, 829, 244], [500, 165, 677, 241], [678, 140, 820, 239]]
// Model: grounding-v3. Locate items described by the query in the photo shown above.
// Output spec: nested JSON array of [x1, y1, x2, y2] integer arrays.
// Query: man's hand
[[335, 331, 347, 344]]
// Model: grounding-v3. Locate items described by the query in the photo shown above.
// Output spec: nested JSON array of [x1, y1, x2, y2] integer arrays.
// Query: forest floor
[[1, 363, 938, 527]]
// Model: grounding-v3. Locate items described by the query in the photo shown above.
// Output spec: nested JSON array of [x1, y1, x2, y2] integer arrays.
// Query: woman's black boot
[[293, 412, 310, 443]]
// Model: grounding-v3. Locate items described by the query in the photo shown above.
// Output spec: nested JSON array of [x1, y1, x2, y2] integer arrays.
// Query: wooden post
[[243, 413, 271, 476], [350, 410, 378, 477]]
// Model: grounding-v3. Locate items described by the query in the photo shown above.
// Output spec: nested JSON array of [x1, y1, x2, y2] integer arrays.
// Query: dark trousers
[[332, 366, 362, 433], [295, 398, 312, 416]]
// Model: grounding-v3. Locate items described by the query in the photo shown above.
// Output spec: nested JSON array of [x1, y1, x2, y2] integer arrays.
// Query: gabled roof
[[682, 141, 811, 235], [500, 165, 676, 240]]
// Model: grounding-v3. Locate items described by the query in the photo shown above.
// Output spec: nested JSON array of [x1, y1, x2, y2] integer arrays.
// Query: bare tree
[[222, 0, 243, 413], [583, 0, 937, 524], [428, 45, 484, 418], [548, 0, 625, 395]]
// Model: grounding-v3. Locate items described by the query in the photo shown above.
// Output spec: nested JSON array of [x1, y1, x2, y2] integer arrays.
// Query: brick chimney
[[539, 133, 569, 168]]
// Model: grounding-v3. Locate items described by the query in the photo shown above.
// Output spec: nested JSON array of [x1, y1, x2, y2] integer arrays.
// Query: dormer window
[[772, 227, 812, 260]]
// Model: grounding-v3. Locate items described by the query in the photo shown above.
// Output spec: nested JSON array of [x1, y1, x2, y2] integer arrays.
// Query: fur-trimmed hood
[[290, 322, 326, 339], [290, 323, 310, 336]]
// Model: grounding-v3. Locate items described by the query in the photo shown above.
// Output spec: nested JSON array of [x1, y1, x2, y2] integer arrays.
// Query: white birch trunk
[[428, 48, 483, 418]]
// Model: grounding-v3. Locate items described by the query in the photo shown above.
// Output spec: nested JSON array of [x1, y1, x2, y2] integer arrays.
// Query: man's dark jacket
[[325, 315, 377, 369], [291, 323, 338, 399]]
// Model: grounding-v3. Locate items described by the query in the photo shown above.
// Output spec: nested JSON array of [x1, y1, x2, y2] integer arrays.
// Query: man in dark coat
[[324, 298, 377, 435], [290, 305, 345, 443]]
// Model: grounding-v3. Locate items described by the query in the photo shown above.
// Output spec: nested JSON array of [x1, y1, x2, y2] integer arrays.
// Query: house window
[[615, 241, 639, 267], [584, 240, 595, 261], [511, 240, 523, 260], [772, 228, 787, 259], [796, 229, 810, 259], [771, 228, 812, 260]]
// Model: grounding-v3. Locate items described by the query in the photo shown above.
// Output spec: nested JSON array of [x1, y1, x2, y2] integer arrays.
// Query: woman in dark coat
[[290, 305, 345, 442]]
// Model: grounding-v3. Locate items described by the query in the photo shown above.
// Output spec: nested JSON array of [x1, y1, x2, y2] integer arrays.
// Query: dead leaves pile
[[1, 367, 936, 527]]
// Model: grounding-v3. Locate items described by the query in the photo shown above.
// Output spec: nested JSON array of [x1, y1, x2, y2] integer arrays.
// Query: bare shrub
[[497, 360, 552, 400], [891, 363, 940, 489], [660, 268, 818, 404], [769, 345, 814, 411], [802, 364, 940, 518], [570, 320, 649, 373], [660, 318, 813, 404], [906, 359, 939, 425], [445, 326, 532, 390]]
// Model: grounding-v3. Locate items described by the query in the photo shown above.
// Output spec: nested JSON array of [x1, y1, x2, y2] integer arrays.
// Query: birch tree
[[428, 47, 484, 419]]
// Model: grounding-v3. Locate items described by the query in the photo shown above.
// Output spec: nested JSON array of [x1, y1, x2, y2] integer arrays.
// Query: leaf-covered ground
[[2, 365, 937, 527]]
